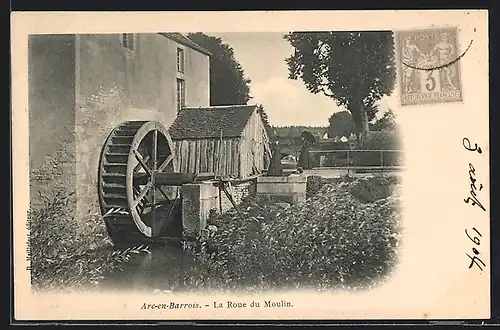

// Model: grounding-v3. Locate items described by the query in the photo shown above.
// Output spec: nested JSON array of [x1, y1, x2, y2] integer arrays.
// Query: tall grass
[[27, 191, 149, 292]]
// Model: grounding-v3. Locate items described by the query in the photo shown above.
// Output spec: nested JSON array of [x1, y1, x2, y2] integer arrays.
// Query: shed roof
[[159, 33, 212, 56], [168, 105, 259, 140]]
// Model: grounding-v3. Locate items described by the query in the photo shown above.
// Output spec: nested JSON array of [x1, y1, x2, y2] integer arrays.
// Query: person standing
[[298, 131, 316, 170], [267, 141, 283, 176]]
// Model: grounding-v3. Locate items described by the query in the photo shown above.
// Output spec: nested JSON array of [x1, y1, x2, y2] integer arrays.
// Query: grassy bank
[[29, 176, 403, 294], [28, 191, 149, 292], [184, 176, 403, 293]]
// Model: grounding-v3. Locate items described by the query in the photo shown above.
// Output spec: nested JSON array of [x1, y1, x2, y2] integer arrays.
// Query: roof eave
[[183, 104, 258, 111], [159, 33, 212, 56]]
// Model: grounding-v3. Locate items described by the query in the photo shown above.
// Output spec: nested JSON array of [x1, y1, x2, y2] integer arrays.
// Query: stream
[[98, 245, 199, 293]]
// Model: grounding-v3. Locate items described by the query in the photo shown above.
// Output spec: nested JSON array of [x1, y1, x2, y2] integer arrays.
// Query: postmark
[[396, 27, 463, 106]]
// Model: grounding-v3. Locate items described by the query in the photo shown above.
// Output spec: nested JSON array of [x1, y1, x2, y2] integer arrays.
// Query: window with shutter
[[122, 33, 135, 51], [176, 48, 185, 73], [176, 79, 186, 112]]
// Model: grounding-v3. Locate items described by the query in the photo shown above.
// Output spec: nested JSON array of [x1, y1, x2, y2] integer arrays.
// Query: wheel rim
[[98, 120, 179, 241], [127, 121, 178, 238]]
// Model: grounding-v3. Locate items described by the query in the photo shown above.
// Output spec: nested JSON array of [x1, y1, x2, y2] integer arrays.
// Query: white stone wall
[[219, 181, 255, 212], [256, 174, 307, 204], [181, 179, 257, 239]]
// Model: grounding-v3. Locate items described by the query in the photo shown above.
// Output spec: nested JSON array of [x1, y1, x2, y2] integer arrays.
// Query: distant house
[[168, 104, 272, 179]]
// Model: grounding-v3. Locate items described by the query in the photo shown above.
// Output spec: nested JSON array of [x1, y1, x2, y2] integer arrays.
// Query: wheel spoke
[[133, 186, 142, 202], [133, 149, 152, 175], [133, 183, 151, 208], [150, 188, 157, 236], [152, 129, 158, 171], [134, 155, 150, 172], [150, 128, 159, 236], [158, 154, 174, 172], [158, 186, 171, 201]]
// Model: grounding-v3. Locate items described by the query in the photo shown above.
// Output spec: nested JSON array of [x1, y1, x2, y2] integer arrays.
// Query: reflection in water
[[99, 246, 198, 293]]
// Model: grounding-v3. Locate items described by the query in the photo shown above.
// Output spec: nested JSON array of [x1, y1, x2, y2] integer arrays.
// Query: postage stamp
[[396, 27, 463, 106]]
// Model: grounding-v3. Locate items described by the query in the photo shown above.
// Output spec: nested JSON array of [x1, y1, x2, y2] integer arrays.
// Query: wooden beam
[[133, 172, 196, 186], [194, 172, 216, 181], [220, 182, 244, 220]]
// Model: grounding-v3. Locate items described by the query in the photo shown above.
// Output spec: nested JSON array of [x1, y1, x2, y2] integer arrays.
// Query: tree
[[284, 31, 396, 141], [370, 109, 397, 131], [187, 33, 252, 105], [328, 111, 354, 138], [257, 104, 273, 139]]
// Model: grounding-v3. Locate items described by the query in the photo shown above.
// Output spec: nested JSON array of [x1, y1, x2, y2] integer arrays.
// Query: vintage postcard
[[11, 10, 489, 321]]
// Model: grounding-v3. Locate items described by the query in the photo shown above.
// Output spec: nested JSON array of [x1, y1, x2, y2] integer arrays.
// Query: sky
[[208, 32, 395, 128]]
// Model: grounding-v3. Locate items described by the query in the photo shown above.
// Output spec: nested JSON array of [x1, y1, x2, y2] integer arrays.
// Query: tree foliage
[[273, 126, 327, 139], [356, 130, 403, 167], [284, 31, 396, 139], [370, 109, 397, 131], [328, 111, 354, 138], [257, 104, 273, 139], [187, 33, 252, 105]]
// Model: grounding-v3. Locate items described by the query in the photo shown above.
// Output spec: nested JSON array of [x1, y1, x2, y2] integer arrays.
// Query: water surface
[[99, 246, 198, 293]]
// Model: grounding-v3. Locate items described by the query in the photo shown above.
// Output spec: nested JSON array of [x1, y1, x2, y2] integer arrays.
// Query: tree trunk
[[359, 108, 369, 142], [350, 102, 370, 144]]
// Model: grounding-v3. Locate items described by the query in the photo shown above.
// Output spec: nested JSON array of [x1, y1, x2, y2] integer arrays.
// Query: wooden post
[[380, 150, 384, 176], [221, 182, 245, 220], [217, 129, 223, 178], [215, 129, 223, 214], [218, 181, 223, 214], [347, 149, 350, 176]]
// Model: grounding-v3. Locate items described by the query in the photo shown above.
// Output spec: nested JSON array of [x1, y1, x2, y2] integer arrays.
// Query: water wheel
[[98, 121, 180, 246]]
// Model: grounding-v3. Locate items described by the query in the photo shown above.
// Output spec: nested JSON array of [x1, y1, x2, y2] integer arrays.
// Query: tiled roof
[[159, 32, 212, 56], [168, 105, 258, 140]]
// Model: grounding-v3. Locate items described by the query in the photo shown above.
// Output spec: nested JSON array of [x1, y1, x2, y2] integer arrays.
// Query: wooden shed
[[168, 104, 272, 179]]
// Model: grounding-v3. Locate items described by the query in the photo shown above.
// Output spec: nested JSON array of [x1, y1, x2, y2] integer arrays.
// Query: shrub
[[183, 177, 403, 293], [355, 130, 403, 167], [349, 177, 398, 203], [306, 175, 324, 198], [28, 191, 149, 292], [320, 142, 350, 167]]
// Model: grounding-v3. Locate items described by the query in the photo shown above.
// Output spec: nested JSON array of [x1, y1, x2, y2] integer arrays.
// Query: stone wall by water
[[181, 179, 257, 239], [256, 174, 307, 204]]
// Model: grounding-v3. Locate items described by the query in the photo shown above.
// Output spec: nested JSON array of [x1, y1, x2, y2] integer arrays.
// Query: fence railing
[[307, 149, 405, 173]]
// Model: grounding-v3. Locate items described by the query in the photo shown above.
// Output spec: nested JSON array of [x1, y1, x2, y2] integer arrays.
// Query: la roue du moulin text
[[141, 300, 293, 310]]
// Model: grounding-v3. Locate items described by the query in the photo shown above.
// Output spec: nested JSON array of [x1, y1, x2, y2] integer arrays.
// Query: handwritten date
[[462, 137, 483, 154], [463, 138, 486, 212], [464, 163, 486, 211], [465, 227, 486, 271], [462, 137, 486, 272]]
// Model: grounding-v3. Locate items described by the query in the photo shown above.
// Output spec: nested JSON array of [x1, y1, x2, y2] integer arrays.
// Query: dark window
[[122, 33, 135, 51], [176, 79, 186, 111], [176, 48, 185, 73]]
